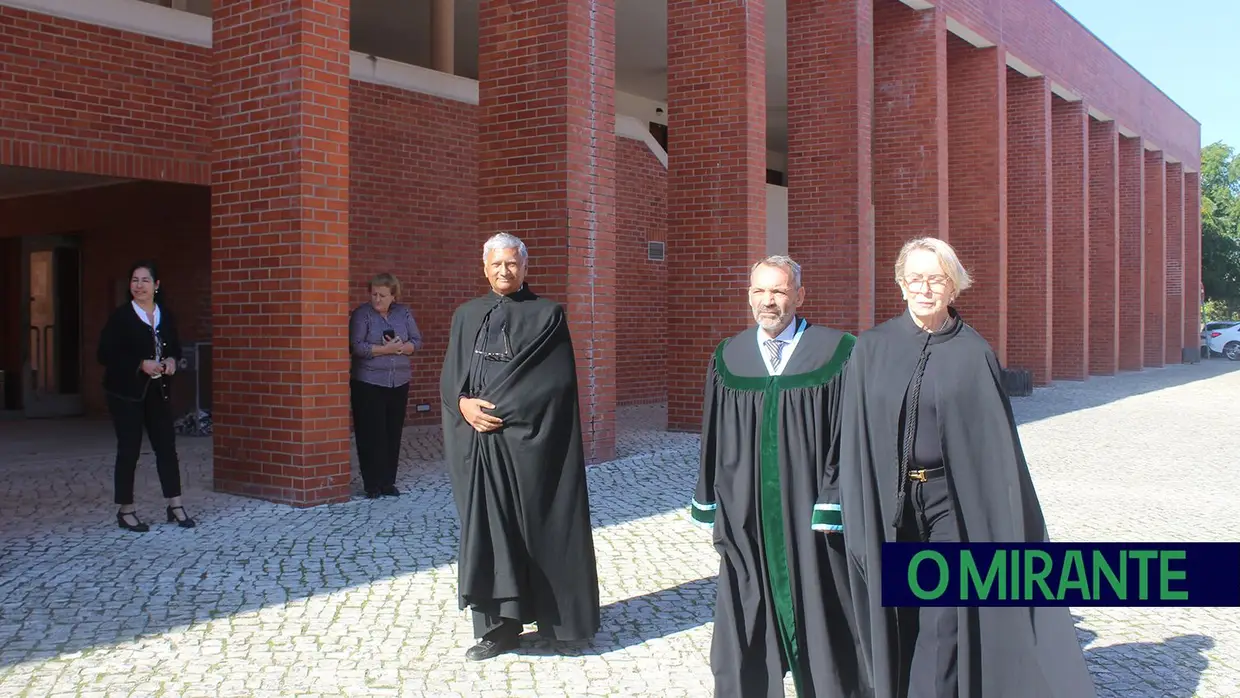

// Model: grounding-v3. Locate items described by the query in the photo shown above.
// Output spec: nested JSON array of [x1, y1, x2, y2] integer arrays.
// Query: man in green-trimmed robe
[[691, 255, 866, 698]]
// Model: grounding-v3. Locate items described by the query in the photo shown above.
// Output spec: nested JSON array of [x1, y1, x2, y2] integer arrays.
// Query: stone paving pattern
[[1, 360, 1238, 697]]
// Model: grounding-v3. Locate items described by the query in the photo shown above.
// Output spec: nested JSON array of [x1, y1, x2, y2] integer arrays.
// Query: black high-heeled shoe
[[166, 505, 196, 528], [117, 510, 149, 532]]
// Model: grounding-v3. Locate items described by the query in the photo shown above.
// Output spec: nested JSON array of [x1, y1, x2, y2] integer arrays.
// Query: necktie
[[764, 339, 786, 371]]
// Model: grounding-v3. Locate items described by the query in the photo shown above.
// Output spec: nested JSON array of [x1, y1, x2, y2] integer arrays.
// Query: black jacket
[[96, 301, 182, 401]]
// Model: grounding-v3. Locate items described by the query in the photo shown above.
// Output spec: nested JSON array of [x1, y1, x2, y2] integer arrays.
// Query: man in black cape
[[834, 237, 1096, 697], [439, 232, 600, 661], [691, 255, 866, 698]]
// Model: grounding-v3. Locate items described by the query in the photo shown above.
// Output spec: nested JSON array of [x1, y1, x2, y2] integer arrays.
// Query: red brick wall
[[873, 0, 948, 323], [348, 85, 667, 421], [1005, 70, 1052, 384], [1117, 135, 1145, 371], [946, 36, 1006, 359], [211, 0, 353, 507], [936, 0, 1199, 168], [615, 139, 668, 405], [1183, 172, 1202, 348], [347, 82, 480, 425], [1050, 97, 1088, 381], [476, 0, 618, 462], [0, 182, 211, 417], [786, 0, 875, 335], [1164, 162, 1184, 363], [1143, 151, 1166, 367], [0, 5, 210, 184], [665, 0, 767, 432], [1088, 118, 1119, 376]]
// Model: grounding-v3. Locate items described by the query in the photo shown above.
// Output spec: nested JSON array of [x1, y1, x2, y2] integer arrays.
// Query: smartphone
[[382, 329, 396, 341]]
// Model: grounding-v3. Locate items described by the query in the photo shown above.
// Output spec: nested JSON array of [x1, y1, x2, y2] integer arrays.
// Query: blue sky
[[1054, 0, 1238, 151]]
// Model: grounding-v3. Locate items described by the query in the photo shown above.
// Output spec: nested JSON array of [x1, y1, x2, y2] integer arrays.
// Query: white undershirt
[[756, 316, 806, 375], [131, 300, 161, 328]]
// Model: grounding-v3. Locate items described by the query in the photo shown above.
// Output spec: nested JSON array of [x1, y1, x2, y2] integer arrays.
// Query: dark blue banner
[[881, 542, 1240, 607]]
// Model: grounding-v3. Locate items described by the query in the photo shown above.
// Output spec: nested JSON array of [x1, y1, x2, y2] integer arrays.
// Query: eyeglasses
[[903, 274, 950, 291]]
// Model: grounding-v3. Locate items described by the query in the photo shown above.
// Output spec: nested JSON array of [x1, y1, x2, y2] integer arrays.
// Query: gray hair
[[483, 232, 528, 264], [751, 255, 802, 289], [894, 237, 972, 293]]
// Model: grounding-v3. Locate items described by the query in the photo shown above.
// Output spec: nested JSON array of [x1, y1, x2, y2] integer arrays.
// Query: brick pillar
[[211, 0, 352, 506], [1183, 171, 1202, 349], [665, 0, 766, 432], [1118, 135, 1145, 371], [1087, 118, 1119, 376], [1050, 97, 1088, 381], [873, 0, 947, 322], [1005, 70, 1052, 385], [946, 36, 1006, 360], [1164, 162, 1184, 364], [786, 0, 874, 335], [477, 0, 617, 462], [1144, 150, 1166, 367]]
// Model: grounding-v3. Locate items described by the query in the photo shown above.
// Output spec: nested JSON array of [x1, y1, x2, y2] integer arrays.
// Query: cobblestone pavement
[[1, 359, 1238, 697]]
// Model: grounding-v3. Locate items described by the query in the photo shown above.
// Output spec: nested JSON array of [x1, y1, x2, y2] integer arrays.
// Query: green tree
[[1200, 141, 1240, 319]]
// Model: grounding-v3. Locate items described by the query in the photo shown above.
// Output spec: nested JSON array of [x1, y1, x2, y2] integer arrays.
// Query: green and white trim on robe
[[690, 498, 716, 527], [811, 502, 842, 533]]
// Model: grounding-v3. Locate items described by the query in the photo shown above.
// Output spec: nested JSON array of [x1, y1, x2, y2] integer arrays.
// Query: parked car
[[1204, 322, 1240, 361], [1201, 321, 1239, 357]]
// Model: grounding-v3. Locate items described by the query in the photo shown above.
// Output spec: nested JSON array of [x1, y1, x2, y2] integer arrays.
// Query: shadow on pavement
[[1075, 616, 1213, 698], [1011, 359, 1240, 426]]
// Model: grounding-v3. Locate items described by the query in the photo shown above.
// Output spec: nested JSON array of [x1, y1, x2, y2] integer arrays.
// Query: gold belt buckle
[[908, 469, 928, 482]]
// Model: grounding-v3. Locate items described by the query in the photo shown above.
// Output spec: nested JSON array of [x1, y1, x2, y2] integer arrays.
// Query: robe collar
[[488, 282, 536, 302], [900, 305, 963, 346]]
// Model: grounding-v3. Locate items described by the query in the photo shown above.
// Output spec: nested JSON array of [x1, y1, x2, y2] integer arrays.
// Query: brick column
[[477, 0, 617, 462], [1118, 135, 1145, 371], [873, 0, 947, 322], [946, 37, 1006, 360], [211, 0, 352, 506], [665, 0, 766, 431], [1144, 150, 1166, 367], [1183, 171, 1202, 349], [1005, 71, 1052, 385], [1088, 118, 1119, 376], [786, 0, 874, 335], [1164, 162, 1184, 364], [1050, 97, 1088, 381]]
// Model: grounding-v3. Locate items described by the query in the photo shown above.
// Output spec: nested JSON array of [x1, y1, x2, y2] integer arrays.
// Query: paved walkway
[[1, 360, 1238, 697]]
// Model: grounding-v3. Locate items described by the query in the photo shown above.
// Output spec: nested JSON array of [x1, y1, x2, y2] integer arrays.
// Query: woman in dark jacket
[[97, 260, 195, 532]]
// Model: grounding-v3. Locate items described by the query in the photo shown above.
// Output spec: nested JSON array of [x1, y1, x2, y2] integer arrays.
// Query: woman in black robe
[[834, 237, 1097, 697]]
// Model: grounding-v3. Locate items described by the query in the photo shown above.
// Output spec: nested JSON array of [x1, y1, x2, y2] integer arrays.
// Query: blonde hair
[[894, 237, 972, 295], [369, 272, 401, 298]]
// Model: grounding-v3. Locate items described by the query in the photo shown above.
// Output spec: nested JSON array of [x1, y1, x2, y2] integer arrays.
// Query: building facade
[[0, 0, 1201, 506]]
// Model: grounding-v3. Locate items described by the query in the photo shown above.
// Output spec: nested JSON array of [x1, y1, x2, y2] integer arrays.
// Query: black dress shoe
[[166, 505, 196, 528], [117, 510, 149, 532], [464, 633, 519, 661], [380, 485, 401, 497], [364, 489, 381, 499]]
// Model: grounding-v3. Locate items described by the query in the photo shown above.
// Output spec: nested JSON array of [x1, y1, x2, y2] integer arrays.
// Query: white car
[[1205, 323, 1240, 361]]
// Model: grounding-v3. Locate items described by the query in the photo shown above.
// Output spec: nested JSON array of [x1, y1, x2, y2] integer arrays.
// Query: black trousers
[[107, 386, 182, 506], [472, 604, 526, 640], [896, 472, 960, 698], [350, 380, 409, 492]]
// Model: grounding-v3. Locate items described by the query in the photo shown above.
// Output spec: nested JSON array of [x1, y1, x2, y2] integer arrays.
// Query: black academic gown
[[837, 308, 1098, 698], [692, 320, 867, 698], [439, 283, 601, 641]]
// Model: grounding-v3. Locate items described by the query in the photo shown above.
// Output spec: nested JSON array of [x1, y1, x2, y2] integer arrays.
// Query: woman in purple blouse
[[349, 273, 423, 498]]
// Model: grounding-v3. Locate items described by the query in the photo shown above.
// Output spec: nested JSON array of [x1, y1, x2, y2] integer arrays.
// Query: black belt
[[907, 466, 945, 482]]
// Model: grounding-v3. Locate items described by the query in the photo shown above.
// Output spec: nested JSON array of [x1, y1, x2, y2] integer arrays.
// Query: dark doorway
[[22, 235, 84, 418]]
